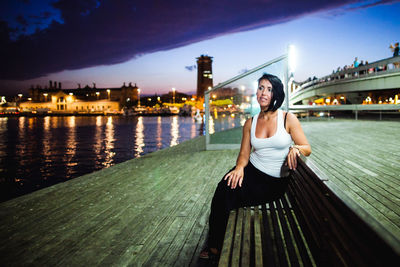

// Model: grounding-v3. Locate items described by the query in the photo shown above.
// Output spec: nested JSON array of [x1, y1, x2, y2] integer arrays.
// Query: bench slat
[[231, 208, 244, 266], [218, 210, 237, 267], [253, 206, 263, 267], [261, 204, 278, 266], [270, 201, 289, 267], [275, 199, 301, 267], [241, 207, 251, 267], [280, 194, 315, 267]]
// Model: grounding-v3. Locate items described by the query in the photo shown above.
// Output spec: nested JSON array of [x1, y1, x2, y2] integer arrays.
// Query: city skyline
[[1, 0, 399, 96]]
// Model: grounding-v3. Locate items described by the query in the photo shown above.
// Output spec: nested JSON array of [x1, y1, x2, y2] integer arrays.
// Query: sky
[[0, 0, 399, 96]]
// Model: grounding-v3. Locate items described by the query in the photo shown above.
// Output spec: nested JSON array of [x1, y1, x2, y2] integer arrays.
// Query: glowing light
[[325, 98, 330, 103], [69, 92, 73, 96]]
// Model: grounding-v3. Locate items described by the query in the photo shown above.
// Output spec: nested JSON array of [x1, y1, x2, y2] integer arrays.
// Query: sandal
[[199, 247, 211, 259], [199, 247, 219, 260]]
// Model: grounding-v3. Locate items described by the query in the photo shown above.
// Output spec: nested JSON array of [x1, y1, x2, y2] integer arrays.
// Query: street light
[[96, 91, 100, 100], [43, 93, 48, 102], [172, 88, 176, 104], [107, 89, 110, 100]]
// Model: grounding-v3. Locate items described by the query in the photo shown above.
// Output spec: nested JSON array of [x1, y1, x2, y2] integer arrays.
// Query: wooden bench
[[218, 157, 400, 266]]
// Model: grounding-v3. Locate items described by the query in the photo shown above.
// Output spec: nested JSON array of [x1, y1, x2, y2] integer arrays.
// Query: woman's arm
[[224, 117, 252, 189], [286, 112, 311, 170]]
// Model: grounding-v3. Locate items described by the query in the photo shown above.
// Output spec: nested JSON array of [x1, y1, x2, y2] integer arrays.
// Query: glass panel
[[205, 56, 287, 148]]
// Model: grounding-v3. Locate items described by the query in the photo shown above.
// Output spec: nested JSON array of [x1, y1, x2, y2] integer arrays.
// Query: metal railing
[[292, 56, 400, 98]]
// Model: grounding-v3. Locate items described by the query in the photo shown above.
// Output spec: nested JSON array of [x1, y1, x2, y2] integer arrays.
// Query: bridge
[[289, 56, 400, 114]]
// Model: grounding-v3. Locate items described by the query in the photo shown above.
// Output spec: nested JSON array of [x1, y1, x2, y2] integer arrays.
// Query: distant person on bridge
[[200, 73, 311, 261], [390, 42, 399, 68], [390, 42, 399, 57], [354, 57, 360, 68]]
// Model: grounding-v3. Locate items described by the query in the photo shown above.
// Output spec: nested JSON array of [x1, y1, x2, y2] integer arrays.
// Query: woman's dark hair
[[258, 73, 285, 112]]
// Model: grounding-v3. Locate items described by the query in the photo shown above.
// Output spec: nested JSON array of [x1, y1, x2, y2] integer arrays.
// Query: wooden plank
[[218, 210, 237, 267], [241, 207, 251, 267], [280, 194, 315, 267], [231, 208, 244, 267], [261, 203, 277, 267], [275, 199, 300, 267], [253, 206, 263, 267]]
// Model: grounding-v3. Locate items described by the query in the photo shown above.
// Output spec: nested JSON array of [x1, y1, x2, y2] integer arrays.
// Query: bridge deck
[[0, 119, 399, 266]]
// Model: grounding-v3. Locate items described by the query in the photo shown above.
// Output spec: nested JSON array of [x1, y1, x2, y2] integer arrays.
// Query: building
[[20, 81, 139, 114], [196, 55, 213, 99]]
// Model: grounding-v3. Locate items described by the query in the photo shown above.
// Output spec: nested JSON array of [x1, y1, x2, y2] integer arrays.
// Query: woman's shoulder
[[283, 110, 297, 119], [243, 116, 255, 130], [284, 111, 301, 128]]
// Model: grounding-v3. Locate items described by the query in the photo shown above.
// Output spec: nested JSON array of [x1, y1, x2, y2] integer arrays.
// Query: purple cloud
[[0, 0, 396, 80]]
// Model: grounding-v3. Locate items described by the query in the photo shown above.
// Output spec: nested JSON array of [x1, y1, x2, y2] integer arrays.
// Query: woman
[[200, 73, 311, 259]]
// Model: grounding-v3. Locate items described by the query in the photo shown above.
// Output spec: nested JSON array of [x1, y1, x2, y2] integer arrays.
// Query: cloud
[[185, 65, 197, 72], [0, 0, 396, 80]]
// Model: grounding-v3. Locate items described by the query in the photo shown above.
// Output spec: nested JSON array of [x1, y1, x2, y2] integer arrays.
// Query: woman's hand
[[287, 146, 301, 170], [224, 167, 244, 189]]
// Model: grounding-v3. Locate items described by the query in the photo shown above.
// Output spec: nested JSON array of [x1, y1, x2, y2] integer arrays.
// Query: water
[[0, 115, 205, 202]]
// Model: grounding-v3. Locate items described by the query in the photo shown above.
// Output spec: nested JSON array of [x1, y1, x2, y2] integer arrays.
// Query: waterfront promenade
[[0, 119, 399, 266]]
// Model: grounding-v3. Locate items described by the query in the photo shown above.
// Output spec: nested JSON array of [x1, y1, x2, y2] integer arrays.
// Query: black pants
[[207, 162, 289, 250]]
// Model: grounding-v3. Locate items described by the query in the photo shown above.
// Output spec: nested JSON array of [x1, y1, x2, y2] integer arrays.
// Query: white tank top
[[249, 110, 292, 178]]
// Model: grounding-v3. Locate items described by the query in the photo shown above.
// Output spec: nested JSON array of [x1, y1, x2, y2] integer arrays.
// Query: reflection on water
[[209, 116, 215, 134], [65, 116, 77, 175], [156, 116, 162, 149], [0, 115, 204, 202], [135, 116, 145, 157], [104, 116, 115, 167], [170, 116, 179, 147]]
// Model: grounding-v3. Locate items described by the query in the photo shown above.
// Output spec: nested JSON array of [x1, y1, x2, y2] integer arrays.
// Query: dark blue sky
[[1, 0, 399, 95]]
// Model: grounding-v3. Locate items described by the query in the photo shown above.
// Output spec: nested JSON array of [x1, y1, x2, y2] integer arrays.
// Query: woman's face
[[257, 79, 273, 109]]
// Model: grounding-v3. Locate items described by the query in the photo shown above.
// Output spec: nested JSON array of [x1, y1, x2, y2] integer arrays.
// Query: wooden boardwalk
[[0, 119, 399, 266]]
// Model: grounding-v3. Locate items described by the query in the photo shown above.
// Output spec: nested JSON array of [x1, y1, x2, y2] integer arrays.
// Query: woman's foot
[[199, 247, 219, 259]]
